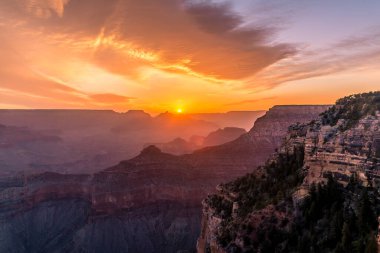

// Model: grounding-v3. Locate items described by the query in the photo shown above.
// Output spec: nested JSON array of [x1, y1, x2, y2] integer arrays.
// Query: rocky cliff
[[0, 105, 329, 253], [197, 92, 380, 253]]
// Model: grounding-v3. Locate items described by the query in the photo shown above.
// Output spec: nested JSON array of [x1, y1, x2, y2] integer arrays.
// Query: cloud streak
[[224, 96, 276, 106], [242, 29, 380, 93], [21, 0, 71, 18], [87, 0, 296, 81]]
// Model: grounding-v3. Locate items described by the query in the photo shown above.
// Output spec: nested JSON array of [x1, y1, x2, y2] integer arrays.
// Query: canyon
[[0, 105, 328, 253]]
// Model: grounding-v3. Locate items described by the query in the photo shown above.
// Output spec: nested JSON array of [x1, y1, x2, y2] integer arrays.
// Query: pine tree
[[341, 222, 351, 252], [365, 233, 378, 253]]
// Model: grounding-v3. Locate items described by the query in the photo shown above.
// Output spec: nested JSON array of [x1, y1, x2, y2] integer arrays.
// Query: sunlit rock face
[[295, 111, 380, 195], [0, 105, 329, 253]]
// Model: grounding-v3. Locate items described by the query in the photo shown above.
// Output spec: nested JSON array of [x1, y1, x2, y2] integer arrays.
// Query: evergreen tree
[[365, 233, 378, 253], [341, 222, 351, 252]]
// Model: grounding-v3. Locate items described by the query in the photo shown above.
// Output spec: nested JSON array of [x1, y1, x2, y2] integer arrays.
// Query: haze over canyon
[[0, 105, 329, 252]]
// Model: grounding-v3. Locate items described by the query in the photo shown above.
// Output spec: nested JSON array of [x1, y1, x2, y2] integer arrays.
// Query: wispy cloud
[[242, 29, 380, 92], [89, 93, 134, 104], [224, 96, 276, 106], [21, 0, 71, 18]]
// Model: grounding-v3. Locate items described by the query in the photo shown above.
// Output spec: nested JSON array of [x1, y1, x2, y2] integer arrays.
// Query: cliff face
[[0, 105, 329, 253], [197, 92, 380, 253], [296, 111, 380, 191]]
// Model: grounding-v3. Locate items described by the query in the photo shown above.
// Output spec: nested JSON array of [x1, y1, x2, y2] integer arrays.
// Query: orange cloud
[[224, 97, 276, 106], [89, 93, 133, 104], [21, 0, 71, 18], [2, 0, 294, 81], [95, 0, 294, 80]]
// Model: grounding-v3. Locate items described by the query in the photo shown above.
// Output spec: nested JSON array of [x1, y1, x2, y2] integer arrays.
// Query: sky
[[0, 0, 380, 113]]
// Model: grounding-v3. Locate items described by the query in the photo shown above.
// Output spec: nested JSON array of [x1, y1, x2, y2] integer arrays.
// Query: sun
[[176, 108, 183, 114]]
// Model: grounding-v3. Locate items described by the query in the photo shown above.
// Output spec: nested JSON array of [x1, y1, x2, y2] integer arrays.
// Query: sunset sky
[[1, 0, 380, 113]]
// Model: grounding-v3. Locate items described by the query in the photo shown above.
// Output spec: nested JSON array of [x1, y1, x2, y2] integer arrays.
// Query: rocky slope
[[0, 105, 328, 253], [203, 127, 247, 147], [197, 92, 380, 253], [145, 127, 247, 155], [145, 137, 198, 155]]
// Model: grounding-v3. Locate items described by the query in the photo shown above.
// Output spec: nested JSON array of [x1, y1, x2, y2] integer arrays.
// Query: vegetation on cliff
[[321, 91, 380, 130], [206, 145, 306, 251], [223, 146, 305, 217], [287, 176, 379, 253], [207, 162, 379, 253]]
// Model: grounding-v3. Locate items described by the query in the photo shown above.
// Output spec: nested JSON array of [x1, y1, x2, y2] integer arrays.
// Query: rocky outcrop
[[197, 92, 380, 253], [297, 111, 380, 189], [0, 105, 329, 253]]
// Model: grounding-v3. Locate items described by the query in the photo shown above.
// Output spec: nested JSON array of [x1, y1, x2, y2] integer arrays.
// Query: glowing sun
[[176, 108, 183, 114]]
